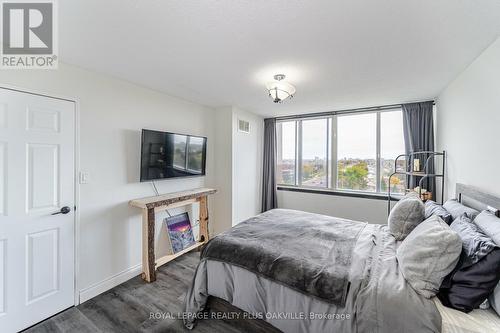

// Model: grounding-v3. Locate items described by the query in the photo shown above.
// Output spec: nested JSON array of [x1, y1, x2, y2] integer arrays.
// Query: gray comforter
[[184, 209, 441, 333], [201, 209, 366, 306]]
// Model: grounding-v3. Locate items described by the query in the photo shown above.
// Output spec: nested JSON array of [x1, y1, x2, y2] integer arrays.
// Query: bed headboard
[[456, 183, 500, 216]]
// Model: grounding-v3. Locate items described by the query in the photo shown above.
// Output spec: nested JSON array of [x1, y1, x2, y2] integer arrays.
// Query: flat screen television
[[140, 129, 207, 182]]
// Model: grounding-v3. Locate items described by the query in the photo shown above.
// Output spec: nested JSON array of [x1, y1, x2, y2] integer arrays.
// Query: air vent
[[238, 119, 250, 133]]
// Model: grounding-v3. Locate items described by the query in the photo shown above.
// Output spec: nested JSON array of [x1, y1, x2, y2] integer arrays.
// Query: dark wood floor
[[25, 252, 244, 333]]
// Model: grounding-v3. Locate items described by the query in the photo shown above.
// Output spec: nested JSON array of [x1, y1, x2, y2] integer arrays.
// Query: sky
[[279, 110, 405, 160]]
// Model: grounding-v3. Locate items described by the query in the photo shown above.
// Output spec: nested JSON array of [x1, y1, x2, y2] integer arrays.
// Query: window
[[337, 113, 376, 192], [301, 118, 329, 187], [276, 109, 405, 194], [380, 111, 405, 193]]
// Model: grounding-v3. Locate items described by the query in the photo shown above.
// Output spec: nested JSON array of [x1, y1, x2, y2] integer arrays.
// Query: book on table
[[164, 212, 196, 254]]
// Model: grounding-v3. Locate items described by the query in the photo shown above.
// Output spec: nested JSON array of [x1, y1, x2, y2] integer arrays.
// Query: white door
[[0, 88, 75, 332]]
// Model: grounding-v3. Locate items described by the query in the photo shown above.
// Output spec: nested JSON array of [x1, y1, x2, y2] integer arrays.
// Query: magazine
[[165, 212, 196, 253]]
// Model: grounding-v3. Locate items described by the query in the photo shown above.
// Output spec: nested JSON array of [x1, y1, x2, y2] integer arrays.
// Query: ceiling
[[60, 0, 500, 117]]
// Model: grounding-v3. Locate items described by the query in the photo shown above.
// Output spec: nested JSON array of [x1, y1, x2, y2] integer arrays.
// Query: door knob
[[51, 206, 71, 215]]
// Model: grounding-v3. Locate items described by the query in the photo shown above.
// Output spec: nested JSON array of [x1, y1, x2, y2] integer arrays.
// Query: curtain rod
[[271, 100, 435, 121]]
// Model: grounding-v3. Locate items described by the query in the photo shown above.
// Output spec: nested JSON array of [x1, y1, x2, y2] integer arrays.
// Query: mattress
[[435, 298, 500, 333]]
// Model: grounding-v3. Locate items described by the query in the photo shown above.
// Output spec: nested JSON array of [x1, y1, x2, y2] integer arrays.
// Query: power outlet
[[79, 171, 90, 184]]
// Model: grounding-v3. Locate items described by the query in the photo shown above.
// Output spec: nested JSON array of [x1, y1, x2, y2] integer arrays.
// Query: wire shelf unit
[[387, 151, 446, 215]]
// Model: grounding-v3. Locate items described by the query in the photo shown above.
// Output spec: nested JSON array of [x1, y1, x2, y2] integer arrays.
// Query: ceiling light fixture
[[266, 74, 296, 103]]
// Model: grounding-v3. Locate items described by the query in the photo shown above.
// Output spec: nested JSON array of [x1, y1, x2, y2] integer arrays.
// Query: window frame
[[295, 116, 331, 188], [276, 108, 404, 195]]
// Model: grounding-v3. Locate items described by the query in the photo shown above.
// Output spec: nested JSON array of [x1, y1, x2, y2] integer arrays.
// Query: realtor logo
[[1, 0, 58, 69]]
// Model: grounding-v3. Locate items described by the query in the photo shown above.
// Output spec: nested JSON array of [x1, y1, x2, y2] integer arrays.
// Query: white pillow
[[396, 215, 462, 298]]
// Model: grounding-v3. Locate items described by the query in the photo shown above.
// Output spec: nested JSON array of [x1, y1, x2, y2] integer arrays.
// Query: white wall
[[232, 108, 263, 225], [436, 37, 500, 199], [278, 191, 388, 224], [213, 107, 233, 235], [0, 63, 217, 301], [212, 106, 264, 231]]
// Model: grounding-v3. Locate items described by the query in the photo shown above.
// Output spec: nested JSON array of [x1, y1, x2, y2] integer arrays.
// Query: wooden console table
[[129, 187, 217, 282]]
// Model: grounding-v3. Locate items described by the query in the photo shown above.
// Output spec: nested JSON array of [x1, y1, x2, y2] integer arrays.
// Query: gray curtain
[[402, 101, 435, 195], [262, 118, 278, 212]]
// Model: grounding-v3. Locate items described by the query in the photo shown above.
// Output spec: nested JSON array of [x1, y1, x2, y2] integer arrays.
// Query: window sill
[[277, 185, 402, 201]]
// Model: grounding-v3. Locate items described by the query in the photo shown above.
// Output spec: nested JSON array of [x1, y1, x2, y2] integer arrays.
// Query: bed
[[436, 298, 500, 333], [183, 184, 500, 333]]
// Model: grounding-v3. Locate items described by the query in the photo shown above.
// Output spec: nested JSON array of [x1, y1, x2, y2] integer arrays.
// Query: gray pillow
[[425, 200, 453, 225], [474, 210, 500, 245], [450, 214, 497, 267], [490, 284, 500, 316], [475, 210, 500, 315], [397, 215, 462, 298], [388, 194, 425, 241], [443, 199, 479, 220]]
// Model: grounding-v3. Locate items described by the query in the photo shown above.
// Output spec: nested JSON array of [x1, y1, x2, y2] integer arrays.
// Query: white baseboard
[[79, 263, 142, 303]]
